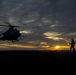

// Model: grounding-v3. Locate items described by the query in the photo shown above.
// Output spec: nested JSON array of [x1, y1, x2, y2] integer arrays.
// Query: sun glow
[[55, 46, 61, 49]]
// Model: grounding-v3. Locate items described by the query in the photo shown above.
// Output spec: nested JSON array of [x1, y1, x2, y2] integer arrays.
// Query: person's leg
[[70, 46, 72, 51], [73, 46, 75, 51]]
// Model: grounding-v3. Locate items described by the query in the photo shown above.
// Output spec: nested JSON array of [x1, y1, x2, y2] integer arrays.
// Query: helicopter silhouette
[[0, 21, 21, 42]]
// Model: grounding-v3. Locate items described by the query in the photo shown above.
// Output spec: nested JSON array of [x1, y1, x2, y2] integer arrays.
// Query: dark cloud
[[0, 0, 2, 14], [0, 0, 76, 48]]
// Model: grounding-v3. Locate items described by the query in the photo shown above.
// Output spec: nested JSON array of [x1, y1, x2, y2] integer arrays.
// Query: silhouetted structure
[[2, 25, 15, 37], [70, 39, 75, 51], [0, 22, 21, 42]]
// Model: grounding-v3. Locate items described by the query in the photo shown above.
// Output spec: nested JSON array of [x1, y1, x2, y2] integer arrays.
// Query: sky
[[0, 0, 76, 50]]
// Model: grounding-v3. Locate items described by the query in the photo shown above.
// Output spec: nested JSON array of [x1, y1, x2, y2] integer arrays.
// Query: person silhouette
[[70, 39, 75, 51]]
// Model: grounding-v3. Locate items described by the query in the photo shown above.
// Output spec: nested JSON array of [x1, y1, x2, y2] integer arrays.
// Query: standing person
[[70, 39, 75, 51]]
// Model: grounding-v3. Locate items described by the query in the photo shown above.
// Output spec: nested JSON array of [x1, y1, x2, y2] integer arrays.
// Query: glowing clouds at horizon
[[43, 32, 63, 41], [0, 43, 37, 50], [20, 30, 32, 34]]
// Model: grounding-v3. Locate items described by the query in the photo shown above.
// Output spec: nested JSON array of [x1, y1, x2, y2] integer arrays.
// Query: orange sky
[[0, 43, 71, 51]]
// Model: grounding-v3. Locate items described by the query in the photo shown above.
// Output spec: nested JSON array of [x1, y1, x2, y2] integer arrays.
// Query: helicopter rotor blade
[[10, 25, 20, 27], [0, 25, 9, 27], [0, 25, 20, 27], [3, 21, 20, 27], [0, 20, 20, 27]]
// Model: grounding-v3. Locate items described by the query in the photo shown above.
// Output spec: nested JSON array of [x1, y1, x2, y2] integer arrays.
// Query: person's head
[[71, 39, 74, 41]]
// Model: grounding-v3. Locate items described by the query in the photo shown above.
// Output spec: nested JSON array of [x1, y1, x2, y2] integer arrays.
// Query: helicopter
[[0, 21, 21, 42]]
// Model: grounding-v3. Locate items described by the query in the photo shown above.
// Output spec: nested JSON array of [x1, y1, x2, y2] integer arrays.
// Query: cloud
[[43, 32, 64, 41], [20, 30, 32, 34], [0, 43, 37, 50], [0, 0, 76, 50]]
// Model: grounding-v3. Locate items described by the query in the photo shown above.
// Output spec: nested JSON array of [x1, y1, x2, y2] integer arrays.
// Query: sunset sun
[[55, 46, 61, 49]]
